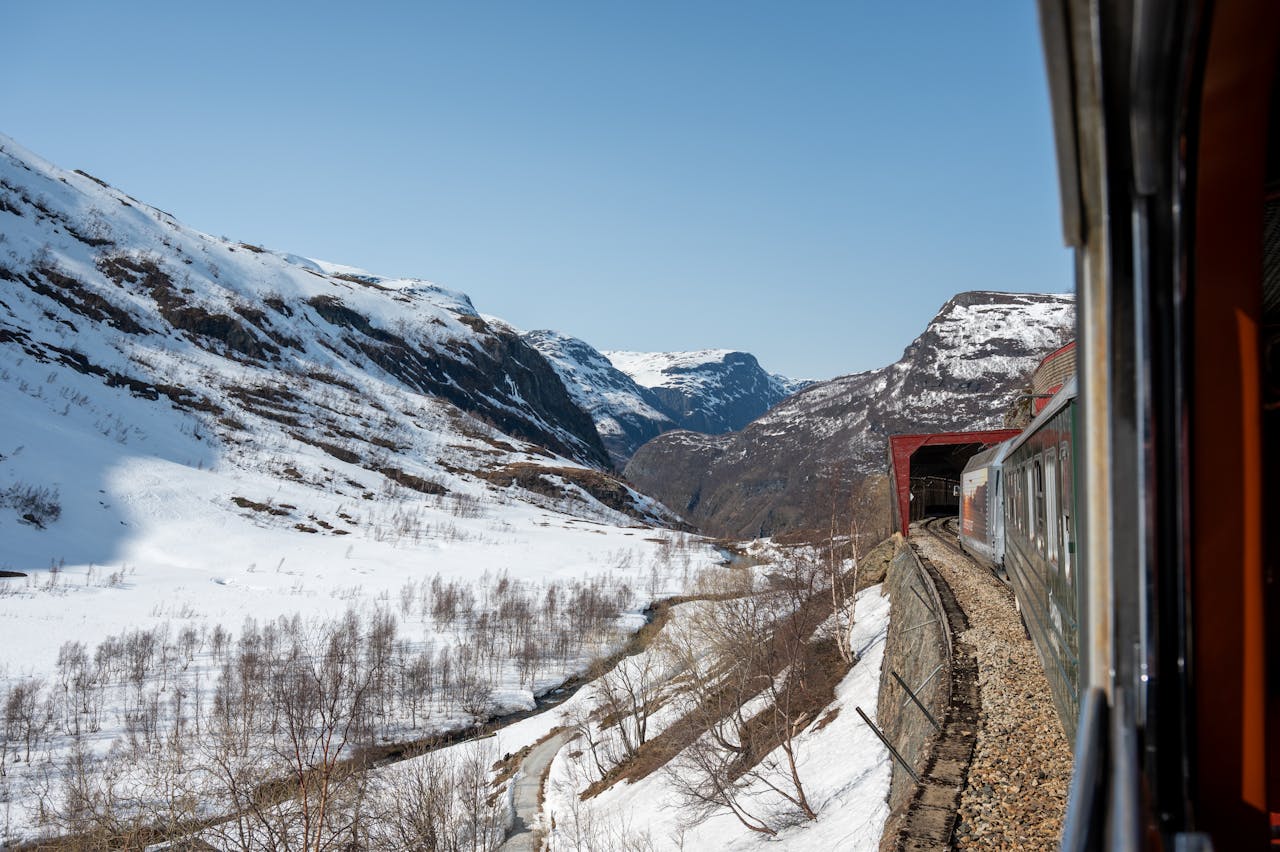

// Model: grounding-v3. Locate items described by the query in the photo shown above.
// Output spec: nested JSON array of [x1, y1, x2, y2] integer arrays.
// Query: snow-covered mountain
[[522, 330, 676, 469], [624, 291, 1076, 539], [0, 132, 689, 575], [603, 349, 809, 436], [519, 337, 810, 468]]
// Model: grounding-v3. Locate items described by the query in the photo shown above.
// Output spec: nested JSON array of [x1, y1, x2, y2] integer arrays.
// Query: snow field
[[0, 129, 902, 850]]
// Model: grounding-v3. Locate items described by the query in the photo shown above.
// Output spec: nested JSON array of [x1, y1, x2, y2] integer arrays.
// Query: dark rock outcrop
[[308, 305, 610, 468]]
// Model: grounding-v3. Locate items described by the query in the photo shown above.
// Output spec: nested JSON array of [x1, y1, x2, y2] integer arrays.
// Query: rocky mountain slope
[[521, 330, 676, 469], [603, 349, 808, 435], [624, 291, 1075, 540], [0, 132, 679, 567]]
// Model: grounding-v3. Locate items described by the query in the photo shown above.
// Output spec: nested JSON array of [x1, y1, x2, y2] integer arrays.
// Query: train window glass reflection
[[1033, 457, 1045, 553], [1022, 465, 1029, 534], [1059, 440, 1073, 582], [1017, 466, 1024, 534], [1009, 471, 1019, 533], [1021, 465, 1028, 534], [1026, 464, 1036, 539], [1046, 447, 1059, 561]]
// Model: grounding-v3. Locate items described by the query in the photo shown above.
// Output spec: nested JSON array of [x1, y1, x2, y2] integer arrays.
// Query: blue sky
[[3, 1, 1070, 379]]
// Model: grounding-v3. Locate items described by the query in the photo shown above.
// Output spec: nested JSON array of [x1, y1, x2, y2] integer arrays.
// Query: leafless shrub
[[1, 482, 61, 527], [3, 555, 653, 848]]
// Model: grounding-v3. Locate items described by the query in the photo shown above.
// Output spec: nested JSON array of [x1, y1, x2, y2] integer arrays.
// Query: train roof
[[961, 438, 1011, 475], [1003, 375, 1078, 458]]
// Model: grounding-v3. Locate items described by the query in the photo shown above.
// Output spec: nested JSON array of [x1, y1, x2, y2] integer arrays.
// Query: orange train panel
[[1191, 0, 1280, 843]]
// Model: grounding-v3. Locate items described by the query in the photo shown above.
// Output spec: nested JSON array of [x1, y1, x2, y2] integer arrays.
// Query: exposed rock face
[[603, 349, 808, 435], [624, 292, 1076, 539], [522, 330, 675, 469]]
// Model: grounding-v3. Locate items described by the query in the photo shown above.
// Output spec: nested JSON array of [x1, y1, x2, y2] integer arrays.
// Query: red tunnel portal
[[888, 430, 1022, 537]]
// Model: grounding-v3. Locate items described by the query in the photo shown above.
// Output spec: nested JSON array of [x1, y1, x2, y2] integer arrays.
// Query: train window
[[1045, 447, 1059, 562], [1009, 471, 1019, 533], [1033, 456, 1046, 553], [1014, 466, 1021, 533], [1020, 464, 1028, 534], [1018, 460, 1029, 534], [1059, 440, 1073, 582], [1026, 463, 1036, 539], [1008, 470, 1015, 527], [1028, 462, 1033, 536]]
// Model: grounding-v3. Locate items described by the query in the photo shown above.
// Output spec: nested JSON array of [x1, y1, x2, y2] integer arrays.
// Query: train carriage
[[1000, 379, 1080, 741], [958, 440, 1010, 572]]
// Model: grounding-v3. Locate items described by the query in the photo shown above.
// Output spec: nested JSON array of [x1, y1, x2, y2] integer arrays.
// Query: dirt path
[[499, 729, 577, 851]]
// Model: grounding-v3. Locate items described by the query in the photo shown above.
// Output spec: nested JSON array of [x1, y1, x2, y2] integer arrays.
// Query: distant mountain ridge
[[524, 336, 810, 467], [623, 291, 1076, 540], [603, 349, 809, 435], [522, 330, 676, 469]]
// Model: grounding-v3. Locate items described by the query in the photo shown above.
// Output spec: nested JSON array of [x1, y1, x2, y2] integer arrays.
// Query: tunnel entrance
[[888, 430, 1022, 536]]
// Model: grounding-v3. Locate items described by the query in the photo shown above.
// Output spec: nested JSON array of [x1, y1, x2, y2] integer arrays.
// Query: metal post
[[891, 670, 942, 731], [855, 706, 920, 783], [900, 663, 945, 709], [910, 584, 938, 616]]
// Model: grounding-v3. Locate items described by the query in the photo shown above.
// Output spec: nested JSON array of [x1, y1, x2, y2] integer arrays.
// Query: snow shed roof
[[888, 429, 1023, 537]]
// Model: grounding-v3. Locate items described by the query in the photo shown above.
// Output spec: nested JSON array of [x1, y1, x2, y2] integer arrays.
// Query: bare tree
[[565, 701, 611, 783], [273, 612, 374, 852], [662, 594, 779, 836], [5, 678, 48, 765], [660, 560, 827, 836], [592, 653, 662, 762], [364, 739, 505, 852]]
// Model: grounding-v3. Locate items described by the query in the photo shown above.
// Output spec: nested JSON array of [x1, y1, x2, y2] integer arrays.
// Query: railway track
[[920, 516, 965, 558], [892, 523, 981, 850], [921, 516, 1011, 588]]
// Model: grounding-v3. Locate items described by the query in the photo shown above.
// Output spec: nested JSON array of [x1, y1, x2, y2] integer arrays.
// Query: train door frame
[[1043, 0, 1279, 845], [1186, 0, 1279, 841]]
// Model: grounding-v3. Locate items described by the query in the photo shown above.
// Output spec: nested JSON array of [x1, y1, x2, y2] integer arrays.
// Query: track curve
[[921, 516, 1010, 588]]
